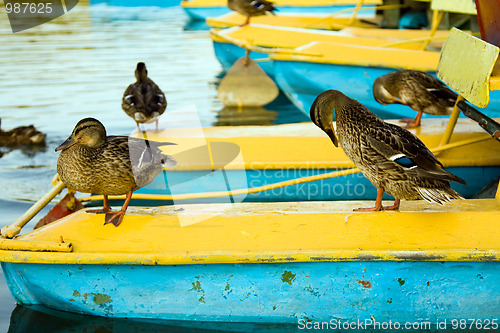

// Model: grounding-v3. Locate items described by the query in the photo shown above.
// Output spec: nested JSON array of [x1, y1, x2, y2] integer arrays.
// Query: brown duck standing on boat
[[227, 0, 277, 26], [56, 118, 176, 226], [373, 70, 458, 129], [310, 90, 466, 211], [122, 62, 167, 133]]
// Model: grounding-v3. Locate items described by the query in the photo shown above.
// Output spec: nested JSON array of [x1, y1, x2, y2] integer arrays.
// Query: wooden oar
[[1, 179, 65, 239]]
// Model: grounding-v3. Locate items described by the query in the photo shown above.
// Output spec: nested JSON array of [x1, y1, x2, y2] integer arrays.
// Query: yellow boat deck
[[1, 197, 499, 265]]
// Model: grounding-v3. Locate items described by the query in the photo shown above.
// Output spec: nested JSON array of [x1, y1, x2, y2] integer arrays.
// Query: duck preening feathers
[[310, 90, 466, 211], [122, 62, 167, 133], [227, 0, 277, 25], [56, 118, 176, 226], [373, 70, 458, 128]]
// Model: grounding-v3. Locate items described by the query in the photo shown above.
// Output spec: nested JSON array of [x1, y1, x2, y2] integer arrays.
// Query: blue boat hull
[[273, 60, 500, 120], [3, 261, 499, 324], [185, 6, 375, 21], [127, 166, 500, 205]]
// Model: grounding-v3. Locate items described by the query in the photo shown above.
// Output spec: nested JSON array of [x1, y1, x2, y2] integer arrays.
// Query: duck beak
[[55, 137, 77, 152], [326, 123, 338, 147]]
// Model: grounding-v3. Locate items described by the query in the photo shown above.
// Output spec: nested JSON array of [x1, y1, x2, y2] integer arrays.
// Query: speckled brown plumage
[[373, 70, 458, 128], [228, 0, 277, 25], [122, 62, 166, 132], [56, 118, 176, 226], [310, 90, 466, 211]]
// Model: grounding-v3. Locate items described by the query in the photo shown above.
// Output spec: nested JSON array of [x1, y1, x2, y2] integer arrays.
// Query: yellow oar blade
[[437, 27, 499, 108], [217, 56, 279, 107], [431, 0, 477, 14]]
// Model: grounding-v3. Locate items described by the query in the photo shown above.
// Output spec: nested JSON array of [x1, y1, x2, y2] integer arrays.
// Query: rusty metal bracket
[[458, 100, 500, 142]]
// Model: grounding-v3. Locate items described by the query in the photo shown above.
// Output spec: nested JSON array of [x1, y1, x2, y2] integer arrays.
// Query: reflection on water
[[8, 305, 301, 333], [215, 106, 278, 126]]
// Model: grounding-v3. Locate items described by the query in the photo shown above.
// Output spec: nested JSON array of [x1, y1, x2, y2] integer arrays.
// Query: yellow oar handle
[[1, 180, 66, 239]]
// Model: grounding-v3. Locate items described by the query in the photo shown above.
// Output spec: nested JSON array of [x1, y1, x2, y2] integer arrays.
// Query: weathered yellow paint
[[431, 0, 477, 15], [491, 73, 500, 91], [0, 199, 499, 264], [210, 25, 444, 52], [137, 120, 500, 170], [437, 28, 499, 108], [182, 0, 382, 8], [0, 238, 72, 252]]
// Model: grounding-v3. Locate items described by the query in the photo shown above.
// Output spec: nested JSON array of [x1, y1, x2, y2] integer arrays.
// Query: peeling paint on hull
[[2, 261, 498, 323]]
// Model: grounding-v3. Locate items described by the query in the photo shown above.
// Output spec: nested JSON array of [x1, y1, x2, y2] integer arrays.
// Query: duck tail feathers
[[417, 187, 464, 205], [161, 154, 177, 167]]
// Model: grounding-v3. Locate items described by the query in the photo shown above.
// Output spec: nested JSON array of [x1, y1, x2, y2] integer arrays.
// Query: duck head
[[56, 118, 106, 151], [135, 62, 148, 82], [372, 75, 403, 105], [310, 89, 341, 147]]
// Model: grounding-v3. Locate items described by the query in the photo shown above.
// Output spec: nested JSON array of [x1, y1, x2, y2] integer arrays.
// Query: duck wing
[[143, 80, 167, 115], [407, 71, 458, 106], [107, 136, 176, 167], [363, 122, 466, 185]]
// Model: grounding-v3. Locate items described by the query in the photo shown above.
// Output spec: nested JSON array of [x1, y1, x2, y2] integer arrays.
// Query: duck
[[227, 0, 277, 26], [0, 118, 46, 147], [310, 90, 466, 211], [55, 118, 176, 226], [373, 70, 458, 129], [122, 62, 167, 133]]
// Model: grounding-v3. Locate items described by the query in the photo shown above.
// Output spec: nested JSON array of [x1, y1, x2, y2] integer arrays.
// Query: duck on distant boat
[[373, 70, 458, 129], [310, 90, 466, 211], [56, 118, 176, 226], [122, 62, 167, 133], [0, 118, 46, 147], [227, 0, 277, 26]]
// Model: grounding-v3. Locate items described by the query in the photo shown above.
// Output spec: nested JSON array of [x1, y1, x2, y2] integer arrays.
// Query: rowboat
[[1, 196, 499, 323], [210, 24, 449, 79], [182, 0, 381, 21]]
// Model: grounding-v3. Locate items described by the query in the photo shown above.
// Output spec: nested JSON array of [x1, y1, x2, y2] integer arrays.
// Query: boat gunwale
[[0, 249, 498, 266]]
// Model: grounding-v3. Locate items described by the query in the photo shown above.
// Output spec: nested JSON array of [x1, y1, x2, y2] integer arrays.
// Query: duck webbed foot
[[104, 210, 126, 227], [103, 191, 133, 227]]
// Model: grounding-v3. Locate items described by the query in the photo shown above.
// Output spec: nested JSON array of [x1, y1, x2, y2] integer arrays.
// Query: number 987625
[[5, 2, 53, 14]]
